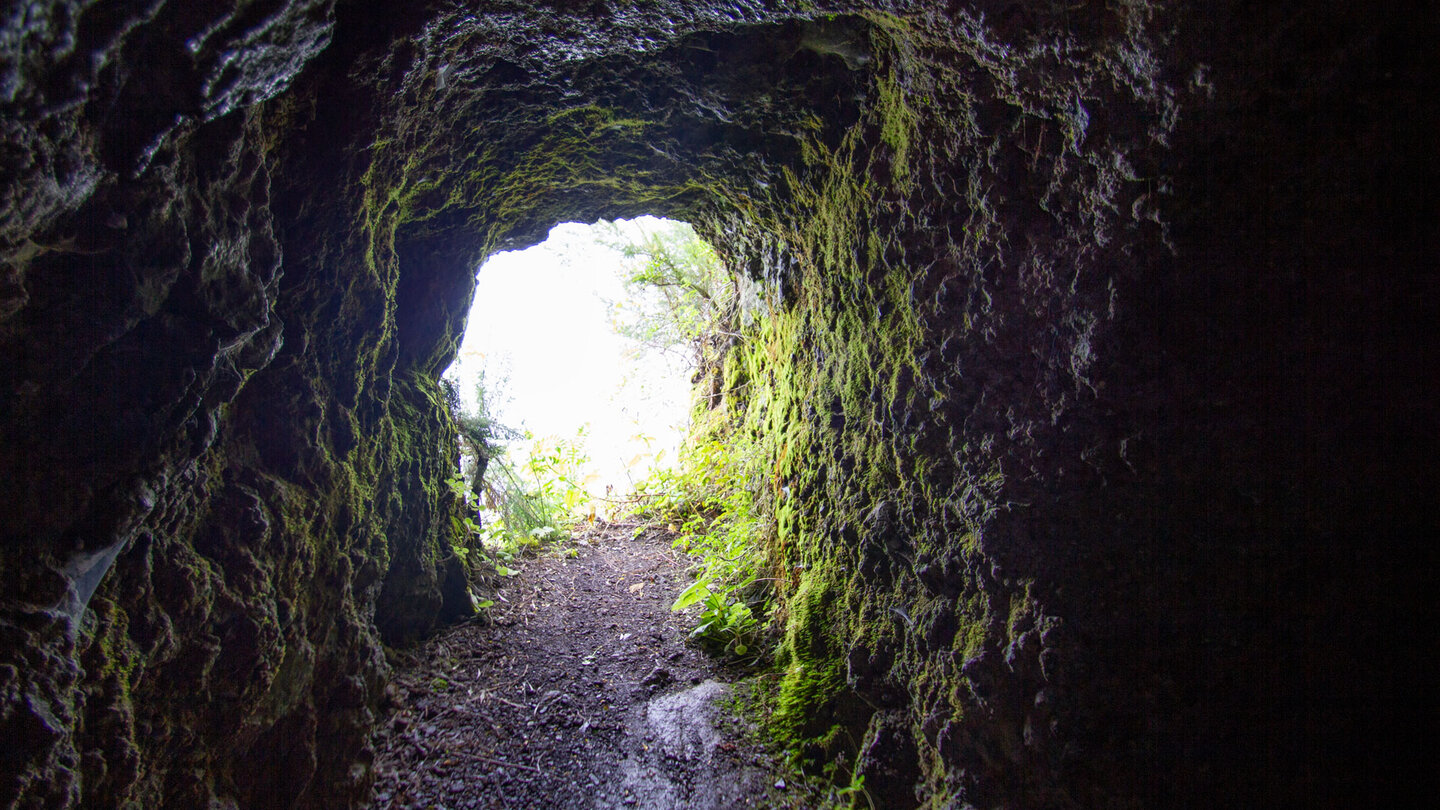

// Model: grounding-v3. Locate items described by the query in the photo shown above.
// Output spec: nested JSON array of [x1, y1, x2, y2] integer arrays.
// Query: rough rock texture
[[1, 1, 1434, 808]]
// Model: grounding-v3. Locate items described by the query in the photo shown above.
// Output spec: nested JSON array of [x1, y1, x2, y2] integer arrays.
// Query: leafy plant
[[520, 428, 594, 521], [443, 370, 523, 497], [691, 589, 759, 656], [824, 767, 874, 810], [598, 219, 738, 370], [444, 473, 480, 564], [442, 371, 584, 577], [634, 435, 771, 660]]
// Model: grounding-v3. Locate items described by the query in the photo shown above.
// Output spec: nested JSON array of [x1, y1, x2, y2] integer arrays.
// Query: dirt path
[[370, 522, 819, 810]]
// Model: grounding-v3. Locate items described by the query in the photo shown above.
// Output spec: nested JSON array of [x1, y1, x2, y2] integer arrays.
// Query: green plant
[[442, 370, 522, 494], [824, 768, 874, 810], [598, 219, 737, 370], [687, 588, 759, 656], [635, 434, 772, 660], [444, 473, 480, 564], [441, 371, 585, 579], [453, 425, 599, 577], [520, 428, 594, 521], [482, 456, 564, 542]]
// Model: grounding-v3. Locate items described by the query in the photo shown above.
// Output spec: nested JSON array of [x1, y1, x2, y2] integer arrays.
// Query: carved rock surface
[[1, 1, 1434, 808]]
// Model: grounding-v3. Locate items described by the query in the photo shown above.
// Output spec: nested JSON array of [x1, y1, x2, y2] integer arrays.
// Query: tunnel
[[1, 1, 1434, 808]]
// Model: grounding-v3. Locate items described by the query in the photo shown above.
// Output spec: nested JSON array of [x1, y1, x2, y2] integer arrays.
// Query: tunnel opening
[[445, 217, 702, 506], [435, 215, 760, 616], [378, 218, 815, 809]]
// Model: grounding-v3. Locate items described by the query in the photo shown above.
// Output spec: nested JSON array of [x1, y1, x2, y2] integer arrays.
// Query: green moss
[[874, 66, 918, 184], [722, 348, 748, 393], [88, 598, 138, 699], [773, 660, 849, 757], [657, 31, 987, 788], [782, 575, 838, 663], [954, 590, 989, 662]]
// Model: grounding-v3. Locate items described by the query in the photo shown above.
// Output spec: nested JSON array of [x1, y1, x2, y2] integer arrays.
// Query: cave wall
[[2, 1, 1434, 808], [707, 5, 1438, 806], [0, 2, 471, 806]]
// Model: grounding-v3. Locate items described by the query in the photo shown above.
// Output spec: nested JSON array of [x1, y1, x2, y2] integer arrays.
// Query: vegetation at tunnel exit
[[635, 435, 767, 660], [599, 219, 737, 370], [443, 374, 592, 579], [598, 222, 778, 663], [445, 219, 781, 674], [438, 218, 740, 593]]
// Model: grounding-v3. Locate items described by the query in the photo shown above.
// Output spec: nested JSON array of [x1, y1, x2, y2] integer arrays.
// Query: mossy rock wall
[[1, 1, 1433, 808]]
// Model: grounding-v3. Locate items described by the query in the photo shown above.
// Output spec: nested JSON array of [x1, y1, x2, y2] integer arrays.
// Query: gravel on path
[[370, 521, 820, 810]]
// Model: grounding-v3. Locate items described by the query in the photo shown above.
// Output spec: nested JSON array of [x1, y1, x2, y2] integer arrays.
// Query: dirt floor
[[370, 521, 823, 810]]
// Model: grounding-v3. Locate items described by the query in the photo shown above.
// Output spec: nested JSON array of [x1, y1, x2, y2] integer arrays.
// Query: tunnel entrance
[[382, 222, 808, 809], [445, 217, 697, 508], [371, 210, 828, 808], [439, 216, 748, 570]]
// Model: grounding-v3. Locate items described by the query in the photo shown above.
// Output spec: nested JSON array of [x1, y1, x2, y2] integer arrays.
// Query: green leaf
[[671, 578, 712, 611]]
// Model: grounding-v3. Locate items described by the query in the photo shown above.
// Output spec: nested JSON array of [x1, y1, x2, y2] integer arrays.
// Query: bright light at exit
[[443, 217, 695, 499]]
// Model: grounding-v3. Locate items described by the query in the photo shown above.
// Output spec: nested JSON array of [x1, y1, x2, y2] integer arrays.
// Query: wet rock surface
[[372, 522, 812, 810]]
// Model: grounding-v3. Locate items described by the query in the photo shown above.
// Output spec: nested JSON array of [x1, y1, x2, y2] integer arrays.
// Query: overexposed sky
[[444, 217, 692, 496]]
